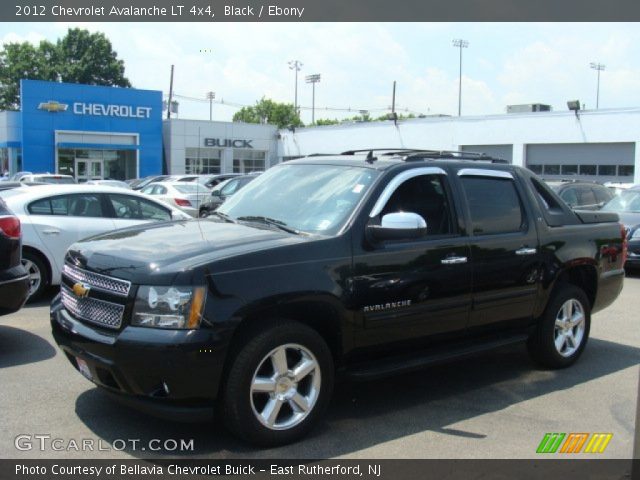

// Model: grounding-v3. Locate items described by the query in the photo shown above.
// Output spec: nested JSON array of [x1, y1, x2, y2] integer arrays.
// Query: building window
[[185, 148, 221, 174], [598, 165, 616, 176], [561, 164, 578, 175], [233, 149, 266, 173], [618, 165, 634, 177], [0, 148, 8, 176], [579, 165, 597, 175], [527, 164, 543, 175], [544, 165, 560, 175]]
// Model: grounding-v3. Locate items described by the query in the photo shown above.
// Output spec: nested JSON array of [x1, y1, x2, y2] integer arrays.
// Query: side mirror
[[367, 212, 427, 241], [211, 190, 222, 197]]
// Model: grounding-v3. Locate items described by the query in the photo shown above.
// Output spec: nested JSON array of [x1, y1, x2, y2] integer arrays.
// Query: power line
[[168, 92, 424, 116]]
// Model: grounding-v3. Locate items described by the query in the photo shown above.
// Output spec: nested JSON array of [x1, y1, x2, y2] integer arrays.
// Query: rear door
[[27, 193, 115, 270], [455, 168, 543, 331]]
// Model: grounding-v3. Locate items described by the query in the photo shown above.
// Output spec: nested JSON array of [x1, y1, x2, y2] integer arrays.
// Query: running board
[[344, 333, 529, 381]]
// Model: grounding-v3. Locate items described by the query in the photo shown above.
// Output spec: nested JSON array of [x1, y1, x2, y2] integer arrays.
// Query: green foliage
[[0, 28, 131, 110], [233, 97, 303, 129]]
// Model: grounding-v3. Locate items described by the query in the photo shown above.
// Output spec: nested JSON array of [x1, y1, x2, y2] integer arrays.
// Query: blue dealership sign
[[20, 79, 163, 177]]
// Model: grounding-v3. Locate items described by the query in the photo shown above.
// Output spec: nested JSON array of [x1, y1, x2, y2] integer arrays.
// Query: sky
[[2, 22, 640, 124]]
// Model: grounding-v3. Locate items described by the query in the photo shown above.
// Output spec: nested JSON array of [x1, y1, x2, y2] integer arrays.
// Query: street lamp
[[206, 91, 215, 121], [305, 74, 321, 124], [590, 62, 605, 109], [452, 39, 469, 116], [288, 60, 303, 115]]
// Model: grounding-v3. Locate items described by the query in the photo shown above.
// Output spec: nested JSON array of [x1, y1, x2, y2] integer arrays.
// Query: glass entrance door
[[75, 158, 103, 182]]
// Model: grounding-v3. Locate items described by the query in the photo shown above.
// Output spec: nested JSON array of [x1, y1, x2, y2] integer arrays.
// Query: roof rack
[[341, 148, 508, 164]]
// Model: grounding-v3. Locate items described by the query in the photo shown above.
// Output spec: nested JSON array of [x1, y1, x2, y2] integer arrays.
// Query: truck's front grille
[[63, 263, 131, 297], [61, 286, 125, 330]]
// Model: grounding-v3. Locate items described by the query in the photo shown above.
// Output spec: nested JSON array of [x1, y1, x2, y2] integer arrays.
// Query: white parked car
[[140, 181, 210, 217], [20, 174, 76, 184], [0, 185, 189, 299]]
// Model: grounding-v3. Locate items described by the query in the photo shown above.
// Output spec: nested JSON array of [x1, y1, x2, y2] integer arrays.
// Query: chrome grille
[[61, 286, 124, 330], [63, 263, 131, 297]]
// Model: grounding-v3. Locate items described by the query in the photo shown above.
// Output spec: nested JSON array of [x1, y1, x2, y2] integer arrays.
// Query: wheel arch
[[22, 244, 54, 285], [553, 263, 598, 309]]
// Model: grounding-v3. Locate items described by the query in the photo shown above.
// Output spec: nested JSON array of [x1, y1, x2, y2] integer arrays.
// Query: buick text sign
[[73, 102, 152, 119], [204, 138, 253, 148]]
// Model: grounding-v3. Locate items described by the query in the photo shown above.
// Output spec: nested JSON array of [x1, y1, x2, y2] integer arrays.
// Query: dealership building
[[1, 80, 640, 184]]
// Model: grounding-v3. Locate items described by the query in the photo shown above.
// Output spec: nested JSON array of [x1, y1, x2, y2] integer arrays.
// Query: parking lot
[[1, 275, 638, 460]]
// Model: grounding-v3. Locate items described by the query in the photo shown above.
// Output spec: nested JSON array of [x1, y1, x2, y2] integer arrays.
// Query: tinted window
[[577, 187, 597, 206], [380, 175, 454, 236], [560, 187, 579, 206], [593, 186, 613, 204], [108, 194, 171, 221], [28, 194, 104, 217], [460, 176, 525, 235], [221, 180, 241, 196]]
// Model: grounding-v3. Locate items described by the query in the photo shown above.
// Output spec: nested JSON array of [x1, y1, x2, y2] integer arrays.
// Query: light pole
[[288, 60, 303, 115], [452, 39, 469, 116], [206, 91, 215, 121], [590, 62, 605, 109], [305, 74, 321, 124]]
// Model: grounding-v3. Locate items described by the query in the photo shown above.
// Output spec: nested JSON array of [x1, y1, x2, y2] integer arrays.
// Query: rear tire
[[528, 284, 591, 369], [22, 250, 48, 301], [199, 208, 209, 218], [222, 320, 334, 446]]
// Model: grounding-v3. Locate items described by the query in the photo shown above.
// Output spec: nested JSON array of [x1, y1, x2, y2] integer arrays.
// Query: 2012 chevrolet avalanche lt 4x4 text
[[51, 149, 625, 446]]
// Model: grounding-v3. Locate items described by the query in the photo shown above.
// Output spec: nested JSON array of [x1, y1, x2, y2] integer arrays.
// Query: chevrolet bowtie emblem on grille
[[72, 282, 91, 298], [38, 100, 68, 113]]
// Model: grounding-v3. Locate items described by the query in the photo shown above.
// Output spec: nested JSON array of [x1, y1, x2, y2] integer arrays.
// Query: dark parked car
[[0, 198, 29, 315], [547, 180, 613, 210], [601, 187, 640, 267], [198, 175, 256, 217], [52, 150, 625, 446]]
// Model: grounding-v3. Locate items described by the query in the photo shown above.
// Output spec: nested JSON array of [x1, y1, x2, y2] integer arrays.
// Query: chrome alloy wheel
[[22, 258, 41, 297], [554, 299, 586, 357], [250, 343, 321, 431]]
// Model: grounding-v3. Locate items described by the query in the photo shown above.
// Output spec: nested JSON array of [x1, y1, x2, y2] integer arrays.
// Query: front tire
[[528, 284, 591, 369], [222, 320, 334, 446]]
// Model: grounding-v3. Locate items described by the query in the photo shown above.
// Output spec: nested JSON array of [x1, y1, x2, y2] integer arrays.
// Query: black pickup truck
[[51, 149, 625, 446]]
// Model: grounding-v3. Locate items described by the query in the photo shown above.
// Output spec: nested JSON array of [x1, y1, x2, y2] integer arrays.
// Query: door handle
[[441, 256, 468, 265], [42, 229, 60, 235], [515, 247, 537, 255]]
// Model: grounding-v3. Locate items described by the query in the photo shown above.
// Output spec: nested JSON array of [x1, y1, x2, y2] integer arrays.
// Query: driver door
[[350, 168, 472, 351]]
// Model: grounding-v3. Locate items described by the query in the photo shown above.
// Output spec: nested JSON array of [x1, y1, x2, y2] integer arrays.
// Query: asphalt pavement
[[1, 275, 638, 459]]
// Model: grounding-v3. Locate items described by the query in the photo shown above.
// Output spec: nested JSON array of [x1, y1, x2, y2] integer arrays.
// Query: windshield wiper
[[211, 211, 236, 223], [236, 216, 302, 235]]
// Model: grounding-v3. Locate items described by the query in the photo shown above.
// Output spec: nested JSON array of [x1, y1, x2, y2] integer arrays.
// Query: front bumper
[[50, 294, 227, 421], [0, 265, 29, 315]]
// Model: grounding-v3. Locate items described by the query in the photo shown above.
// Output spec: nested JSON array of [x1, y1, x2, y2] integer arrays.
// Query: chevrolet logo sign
[[72, 282, 91, 298], [38, 100, 68, 113]]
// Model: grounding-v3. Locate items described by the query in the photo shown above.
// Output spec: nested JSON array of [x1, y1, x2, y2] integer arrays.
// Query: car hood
[[66, 219, 309, 282]]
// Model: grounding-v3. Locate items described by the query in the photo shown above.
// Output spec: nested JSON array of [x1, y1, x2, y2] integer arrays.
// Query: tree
[[233, 98, 303, 128], [0, 28, 130, 110], [314, 118, 340, 126]]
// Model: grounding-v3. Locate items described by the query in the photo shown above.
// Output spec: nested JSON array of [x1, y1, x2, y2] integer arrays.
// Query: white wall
[[278, 107, 640, 183]]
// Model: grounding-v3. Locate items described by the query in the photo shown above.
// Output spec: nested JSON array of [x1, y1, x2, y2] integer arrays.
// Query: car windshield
[[34, 176, 75, 184], [173, 184, 201, 194], [602, 190, 640, 213], [218, 164, 379, 235]]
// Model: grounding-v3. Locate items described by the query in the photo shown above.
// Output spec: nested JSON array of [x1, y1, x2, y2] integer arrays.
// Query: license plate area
[[75, 357, 93, 381]]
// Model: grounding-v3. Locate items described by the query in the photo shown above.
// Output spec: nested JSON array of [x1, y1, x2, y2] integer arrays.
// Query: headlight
[[631, 229, 640, 239], [132, 286, 206, 329]]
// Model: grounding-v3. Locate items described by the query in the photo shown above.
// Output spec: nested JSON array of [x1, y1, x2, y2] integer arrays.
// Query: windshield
[[173, 184, 201, 194], [218, 164, 378, 235], [602, 190, 640, 213], [33, 176, 75, 184]]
